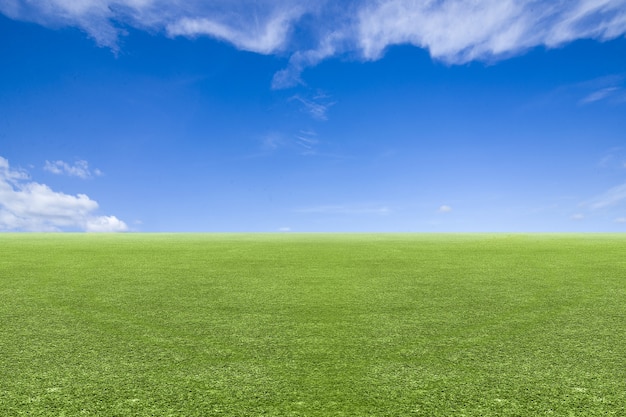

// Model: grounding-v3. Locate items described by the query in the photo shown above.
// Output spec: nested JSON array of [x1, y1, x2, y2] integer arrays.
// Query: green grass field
[[1, 234, 625, 416]]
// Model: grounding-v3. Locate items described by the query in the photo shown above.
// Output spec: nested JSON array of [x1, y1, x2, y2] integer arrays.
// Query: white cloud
[[165, 8, 300, 54], [597, 146, 626, 171], [438, 205, 452, 213], [561, 75, 626, 106], [278, 226, 291, 232], [294, 130, 319, 154], [570, 213, 585, 220], [615, 217, 626, 223], [584, 182, 626, 209], [290, 93, 336, 121], [44, 159, 102, 179], [258, 129, 322, 156], [85, 215, 128, 232], [271, 31, 344, 89], [0, 156, 127, 232], [580, 87, 621, 104], [259, 132, 283, 151], [2, 1, 626, 86], [0, 156, 28, 181], [357, 0, 626, 63], [0, 0, 308, 54], [0, 0, 120, 48]]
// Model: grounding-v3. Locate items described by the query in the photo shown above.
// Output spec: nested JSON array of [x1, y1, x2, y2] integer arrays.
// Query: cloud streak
[[580, 86, 621, 104], [584, 182, 626, 210], [0, 156, 127, 232], [2, 1, 626, 84], [576, 75, 626, 104], [290, 93, 335, 120]]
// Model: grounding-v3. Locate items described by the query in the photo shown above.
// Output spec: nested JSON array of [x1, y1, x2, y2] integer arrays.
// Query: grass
[[1, 233, 625, 416]]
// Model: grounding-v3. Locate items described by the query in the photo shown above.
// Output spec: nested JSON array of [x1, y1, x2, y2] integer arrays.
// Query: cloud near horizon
[[0, 156, 127, 232], [2, 0, 625, 87]]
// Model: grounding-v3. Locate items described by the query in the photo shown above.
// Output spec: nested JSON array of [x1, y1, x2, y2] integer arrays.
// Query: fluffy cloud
[[85, 215, 128, 232], [2, 1, 626, 84], [438, 205, 452, 213], [0, 156, 127, 232], [44, 159, 102, 178]]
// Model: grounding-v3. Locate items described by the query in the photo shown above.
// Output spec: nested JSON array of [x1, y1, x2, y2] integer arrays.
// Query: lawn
[[1, 233, 625, 416]]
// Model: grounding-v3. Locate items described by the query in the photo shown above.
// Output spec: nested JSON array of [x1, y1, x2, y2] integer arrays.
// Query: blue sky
[[1, 0, 625, 232]]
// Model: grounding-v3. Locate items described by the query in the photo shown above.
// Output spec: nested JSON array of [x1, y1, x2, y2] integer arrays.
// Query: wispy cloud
[[261, 132, 285, 151], [576, 75, 626, 105], [3, 1, 626, 87], [438, 205, 452, 213], [580, 87, 621, 104], [294, 130, 320, 154], [614, 217, 626, 223], [0, 156, 127, 232], [258, 129, 323, 157], [165, 8, 302, 54], [290, 93, 336, 121], [598, 147, 626, 170], [272, 31, 345, 89], [295, 204, 391, 215], [357, 0, 626, 63], [570, 213, 585, 220], [44, 159, 102, 179], [583, 182, 626, 210], [0, 0, 308, 54]]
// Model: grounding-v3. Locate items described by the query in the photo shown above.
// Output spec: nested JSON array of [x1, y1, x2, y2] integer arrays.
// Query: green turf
[[1, 233, 625, 416]]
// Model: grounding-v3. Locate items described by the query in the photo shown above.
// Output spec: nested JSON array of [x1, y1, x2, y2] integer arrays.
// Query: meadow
[[1, 233, 625, 416]]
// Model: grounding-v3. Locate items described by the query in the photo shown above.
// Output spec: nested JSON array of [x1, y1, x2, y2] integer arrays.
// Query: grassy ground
[[1, 233, 625, 416]]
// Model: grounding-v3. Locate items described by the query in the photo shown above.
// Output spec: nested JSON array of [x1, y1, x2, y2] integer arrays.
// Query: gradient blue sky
[[1, 0, 625, 232]]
